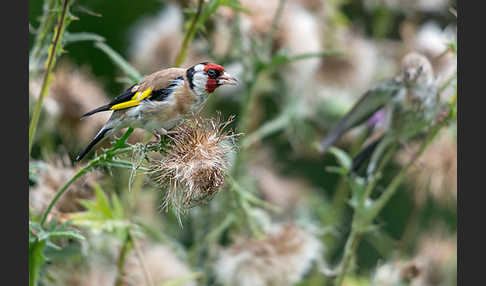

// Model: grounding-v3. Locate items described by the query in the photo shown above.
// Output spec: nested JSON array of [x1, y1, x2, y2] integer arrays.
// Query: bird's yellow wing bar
[[110, 88, 153, 110]]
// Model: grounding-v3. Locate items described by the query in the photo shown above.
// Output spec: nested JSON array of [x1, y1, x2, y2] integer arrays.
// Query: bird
[[75, 62, 238, 161], [318, 52, 439, 178]]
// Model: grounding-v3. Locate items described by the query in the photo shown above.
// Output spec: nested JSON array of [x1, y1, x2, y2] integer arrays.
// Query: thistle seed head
[[214, 224, 322, 286], [149, 115, 239, 219]]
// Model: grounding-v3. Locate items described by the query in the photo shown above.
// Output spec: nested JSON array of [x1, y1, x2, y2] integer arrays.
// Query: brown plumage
[[76, 62, 237, 161]]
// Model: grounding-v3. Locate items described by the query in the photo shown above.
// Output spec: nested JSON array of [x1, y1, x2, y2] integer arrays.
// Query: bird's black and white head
[[400, 52, 434, 88], [186, 62, 238, 96]]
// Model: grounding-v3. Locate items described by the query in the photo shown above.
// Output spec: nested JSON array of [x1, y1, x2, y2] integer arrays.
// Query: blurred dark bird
[[318, 52, 439, 177], [76, 62, 237, 161]]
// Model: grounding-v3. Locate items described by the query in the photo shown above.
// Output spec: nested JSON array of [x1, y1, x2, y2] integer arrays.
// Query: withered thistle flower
[[214, 224, 322, 286], [372, 232, 456, 286], [124, 243, 196, 286], [396, 128, 457, 206], [29, 156, 100, 216], [149, 115, 239, 219]]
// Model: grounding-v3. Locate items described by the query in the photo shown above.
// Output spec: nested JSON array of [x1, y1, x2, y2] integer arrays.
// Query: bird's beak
[[218, 72, 238, 86]]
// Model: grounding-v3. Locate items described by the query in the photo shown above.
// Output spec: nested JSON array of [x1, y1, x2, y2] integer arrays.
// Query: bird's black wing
[[81, 84, 139, 118], [319, 78, 403, 154], [106, 83, 139, 106]]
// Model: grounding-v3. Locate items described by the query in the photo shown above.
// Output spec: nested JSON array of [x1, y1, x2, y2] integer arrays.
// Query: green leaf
[[64, 32, 105, 44], [104, 159, 148, 170], [328, 147, 352, 170], [111, 193, 124, 219], [325, 166, 348, 175], [220, 0, 250, 13], [68, 185, 129, 233], [46, 230, 85, 241], [92, 185, 113, 219]]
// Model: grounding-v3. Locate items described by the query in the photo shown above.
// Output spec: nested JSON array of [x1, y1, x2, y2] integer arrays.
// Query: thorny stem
[[174, 0, 204, 67], [29, 0, 71, 156], [29, 0, 57, 74]]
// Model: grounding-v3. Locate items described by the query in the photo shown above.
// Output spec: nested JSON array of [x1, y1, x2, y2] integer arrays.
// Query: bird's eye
[[207, 69, 218, 78]]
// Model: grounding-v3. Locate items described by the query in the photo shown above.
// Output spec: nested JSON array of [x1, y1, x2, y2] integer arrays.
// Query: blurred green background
[[29, 0, 457, 285]]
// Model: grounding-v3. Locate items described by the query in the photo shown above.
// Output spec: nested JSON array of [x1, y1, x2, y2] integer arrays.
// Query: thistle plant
[[331, 65, 457, 285], [29, 0, 457, 285], [149, 115, 240, 223]]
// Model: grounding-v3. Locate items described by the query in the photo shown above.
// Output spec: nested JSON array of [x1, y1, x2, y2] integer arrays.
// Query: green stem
[[29, 0, 57, 74], [335, 227, 361, 286], [40, 157, 99, 227], [241, 111, 291, 149], [368, 129, 441, 220], [228, 178, 263, 238], [264, 0, 287, 55], [335, 77, 456, 283], [29, 240, 46, 286], [333, 148, 394, 286], [362, 144, 396, 201], [115, 231, 133, 286], [39, 128, 136, 227], [29, 0, 70, 156], [205, 214, 236, 244], [229, 177, 281, 213], [174, 0, 204, 67]]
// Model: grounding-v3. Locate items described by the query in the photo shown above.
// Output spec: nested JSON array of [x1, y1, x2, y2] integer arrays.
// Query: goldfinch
[[318, 52, 439, 177], [76, 62, 237, 161]]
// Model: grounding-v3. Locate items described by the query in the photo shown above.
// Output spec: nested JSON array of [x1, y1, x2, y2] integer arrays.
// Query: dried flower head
[[372, 232, 456, 286], [31, 62, 112, 148], [29, 156, 100, 216], [124, 243, 196, 286], [213, 0, 322, 85], [214, 224, 322, 286], [317, 31, 378, 96], [410, 232, 457, 286], [396, 128, 457, 205], [129, 4, 205, 73], [150, 115, 239, 219], [372, 260, 408, 286]]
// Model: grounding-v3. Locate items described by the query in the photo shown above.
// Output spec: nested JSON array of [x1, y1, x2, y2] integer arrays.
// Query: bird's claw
[[146, 132, 162, 149]]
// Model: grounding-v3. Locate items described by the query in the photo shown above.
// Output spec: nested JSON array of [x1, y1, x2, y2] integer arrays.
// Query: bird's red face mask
[[203, 63, 238, 93]]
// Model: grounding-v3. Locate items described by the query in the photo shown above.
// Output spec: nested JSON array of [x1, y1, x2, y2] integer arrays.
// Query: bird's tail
[[76, 127, 113, 161], [81, 104, 111, 119]]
